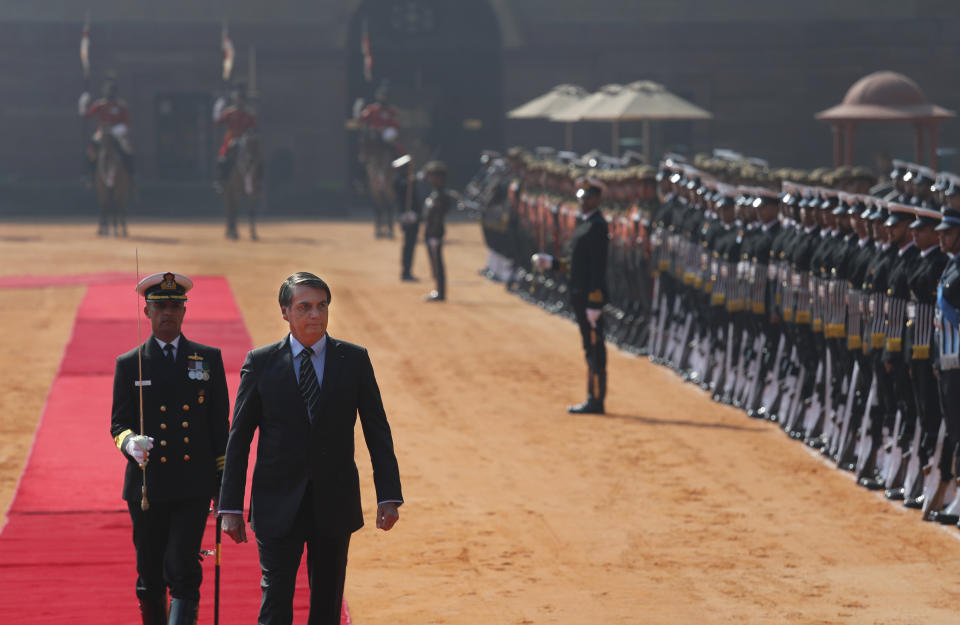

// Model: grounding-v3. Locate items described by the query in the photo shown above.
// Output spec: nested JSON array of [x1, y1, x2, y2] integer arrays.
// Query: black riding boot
[[138, 598, 167, 625], [167, 598, 198, 625]]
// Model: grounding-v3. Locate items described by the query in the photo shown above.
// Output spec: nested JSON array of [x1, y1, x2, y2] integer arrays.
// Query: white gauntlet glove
[[586, 308, 602, 328], [531, 253, 554, 272], [124, 435, 154, 465], [78, 92, 91, 116]]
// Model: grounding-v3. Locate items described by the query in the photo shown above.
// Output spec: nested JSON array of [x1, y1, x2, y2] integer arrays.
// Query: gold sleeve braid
[[114, 428, 135, 450]]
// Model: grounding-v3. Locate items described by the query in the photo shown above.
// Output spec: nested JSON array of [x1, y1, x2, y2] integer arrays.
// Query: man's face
[[939, 227, 960, 255], [282, 286, 329, 346], [428, 172, 446, 188], [579, 191, 600, 212], [912, 224, 938, 250], [890, 221, 909, 246], [145, 301, 186, 340]]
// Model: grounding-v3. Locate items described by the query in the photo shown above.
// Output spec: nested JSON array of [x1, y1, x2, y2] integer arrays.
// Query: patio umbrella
[[507, 84, 589, 150], [580, 81, 712, 159]]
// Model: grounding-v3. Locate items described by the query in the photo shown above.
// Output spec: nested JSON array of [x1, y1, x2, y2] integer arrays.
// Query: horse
[[223, 132, 263, 241], [359, 135, 397, 239], [95, 131, 130, 237]]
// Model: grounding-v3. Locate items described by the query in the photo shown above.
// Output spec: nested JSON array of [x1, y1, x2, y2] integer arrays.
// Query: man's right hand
[[123, 435, 154, 465], [221, 512, 247, 543]]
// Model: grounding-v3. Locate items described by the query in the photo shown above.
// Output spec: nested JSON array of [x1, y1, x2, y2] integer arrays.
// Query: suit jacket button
[[184, 454, 190, 461], [160, 440, 167, 446], [160, 457, 167, 463], [183, 437, 189, 443], [182, 404, 190, 411], [160, 423, 167, 430], [160, 405, 167, 412], [182, 421, 189, 428]]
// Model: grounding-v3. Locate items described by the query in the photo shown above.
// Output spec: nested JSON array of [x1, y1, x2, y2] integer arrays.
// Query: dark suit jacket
[[110, 335, 229, 504], [219, 334, 402, 538], [565, 209, 609, 308]]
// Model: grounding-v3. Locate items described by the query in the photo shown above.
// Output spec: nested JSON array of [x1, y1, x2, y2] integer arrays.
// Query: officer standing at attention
[[393, 154, 421, 282], [110, 272, 229, 625], [422, 160, 459, 302], [532, 177, 610, 414]]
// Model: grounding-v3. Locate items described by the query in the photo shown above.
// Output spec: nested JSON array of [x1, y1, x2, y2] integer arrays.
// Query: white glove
[[124, 435, 154, 465], [427, 237, 441, 250], [78, 92, 91, 116], [213, 97, 226, 121], [531, 253, 554, 272], [110, 123, 128, 138], [400, 211, 417, 225], [586, 308, 602, 328]]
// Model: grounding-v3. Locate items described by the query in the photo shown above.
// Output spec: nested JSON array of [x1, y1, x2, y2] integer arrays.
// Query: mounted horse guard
[[358, 82, 400, 239], [214, 83, 262, 240], [79, 74, 133, 237]]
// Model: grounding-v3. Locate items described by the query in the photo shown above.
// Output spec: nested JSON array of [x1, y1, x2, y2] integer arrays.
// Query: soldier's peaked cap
[[910, 205, 941, 229], [936, 206, 960, 231], [424, 160, 448, 175], [137, 272, 192, 302], [884, 201, 916, 227]]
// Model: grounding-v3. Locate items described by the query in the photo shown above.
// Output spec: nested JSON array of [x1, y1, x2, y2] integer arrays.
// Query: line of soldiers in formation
[[469, 147, 960, 527]]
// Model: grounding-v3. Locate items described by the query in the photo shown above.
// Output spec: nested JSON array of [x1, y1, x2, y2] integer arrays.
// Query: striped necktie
[[298, 347, 321, 422]]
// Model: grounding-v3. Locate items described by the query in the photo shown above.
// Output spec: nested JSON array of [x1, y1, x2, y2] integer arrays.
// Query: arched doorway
[[346, 0, 503, 193]]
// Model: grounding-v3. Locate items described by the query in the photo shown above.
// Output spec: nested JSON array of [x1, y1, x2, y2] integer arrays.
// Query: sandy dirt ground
[[2, 219, 960, 625]]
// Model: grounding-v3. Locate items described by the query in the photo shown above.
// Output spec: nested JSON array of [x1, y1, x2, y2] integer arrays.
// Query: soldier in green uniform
[[110, 272, 230, 625]]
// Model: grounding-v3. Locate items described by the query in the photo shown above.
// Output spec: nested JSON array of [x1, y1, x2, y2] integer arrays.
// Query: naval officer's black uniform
[[110, 273, 229, 625]]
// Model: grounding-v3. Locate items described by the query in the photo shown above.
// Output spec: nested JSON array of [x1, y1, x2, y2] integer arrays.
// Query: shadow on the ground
[[597, 412, 766, 432]]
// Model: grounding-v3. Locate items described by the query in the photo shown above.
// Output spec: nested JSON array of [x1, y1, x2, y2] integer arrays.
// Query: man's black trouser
[[401, 222, 419, 277], [256, 484, 351, 625], [427, 237, 446, 298], [572, 294, 607, 404], [127, 497, 210, 603]]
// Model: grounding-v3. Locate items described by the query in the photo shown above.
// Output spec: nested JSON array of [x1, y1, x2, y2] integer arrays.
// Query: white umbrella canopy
[[581, 81, 713, 121], [548, 84, 625, 122], [507, 84, 589, 119], [575, 81, 713, 159]]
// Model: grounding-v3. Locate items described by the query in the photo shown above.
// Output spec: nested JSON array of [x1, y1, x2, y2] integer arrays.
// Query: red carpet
[[0, 275, 351, 624]]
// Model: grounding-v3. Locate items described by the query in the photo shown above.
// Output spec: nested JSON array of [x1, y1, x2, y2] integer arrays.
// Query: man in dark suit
[[110, 271, 230, 625], [219, 272, 403, 625], [532, 177, 610, 414]]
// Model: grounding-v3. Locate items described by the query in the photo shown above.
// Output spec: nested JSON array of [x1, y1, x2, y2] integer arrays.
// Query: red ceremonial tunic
[[85, 98, 131, 129], [359, 102, 398, 131], [216, 106, 257, 156]]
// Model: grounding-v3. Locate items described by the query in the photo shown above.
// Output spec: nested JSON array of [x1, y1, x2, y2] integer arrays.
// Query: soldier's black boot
[[167, 598, 198, 625], [568, 398, 604, 414], [569, 368, 605, 414], [138, 598, 167, 625]]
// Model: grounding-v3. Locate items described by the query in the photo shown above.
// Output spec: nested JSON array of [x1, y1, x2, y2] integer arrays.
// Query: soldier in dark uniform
[[421, 161, 459, 302], [858, 202, 921, 487], [925, 189, 960, 522], [533, 177, 610, 414], [393, 154, 421, 281], [110, 272, 229, 625]]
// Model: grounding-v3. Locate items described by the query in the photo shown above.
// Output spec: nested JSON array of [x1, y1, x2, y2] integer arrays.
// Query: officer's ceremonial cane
[[135, 249, 149, 510], [214, 515, 222, 625]]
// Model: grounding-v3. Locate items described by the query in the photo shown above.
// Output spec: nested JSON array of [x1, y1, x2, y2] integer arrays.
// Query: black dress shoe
[[401, 274, 419, 282], [931, 511, 960, 525], [884, 487, 905, 501], [567, 399, 604, 414], [859, 477, 885, 491], [903, 495, 924, 509]]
